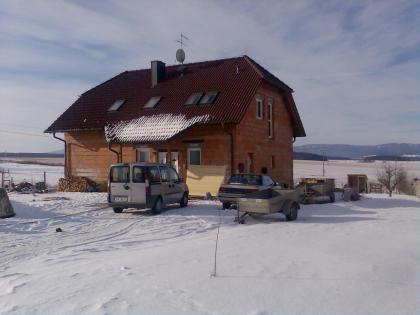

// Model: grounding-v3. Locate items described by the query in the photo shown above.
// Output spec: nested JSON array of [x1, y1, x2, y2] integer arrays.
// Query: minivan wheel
[[152, 197, 163, 214], [113, 207, 123, 213], [180, 192, 188, 208]]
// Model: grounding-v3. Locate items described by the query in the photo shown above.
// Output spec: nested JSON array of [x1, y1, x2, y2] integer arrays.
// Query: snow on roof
[[105, 113, 211, 143]]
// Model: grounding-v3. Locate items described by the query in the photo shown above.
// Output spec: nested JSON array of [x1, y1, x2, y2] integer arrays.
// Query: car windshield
[[228, 174, 262, 185]]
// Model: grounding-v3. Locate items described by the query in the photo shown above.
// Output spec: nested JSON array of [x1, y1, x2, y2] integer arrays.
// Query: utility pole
[[322, 150, 326, 177]]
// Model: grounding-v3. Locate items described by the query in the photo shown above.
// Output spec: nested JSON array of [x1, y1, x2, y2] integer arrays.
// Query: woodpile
[[58, 176, 97, 192]]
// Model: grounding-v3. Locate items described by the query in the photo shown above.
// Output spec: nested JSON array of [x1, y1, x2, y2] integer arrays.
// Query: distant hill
[[293, 152, 350, 161], [294, 143, 420, 160]]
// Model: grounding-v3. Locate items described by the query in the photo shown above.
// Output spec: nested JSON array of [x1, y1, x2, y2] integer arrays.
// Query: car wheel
[[113, 207, 123, 213], [222, 202, 231, 210], [329, 192, 335, 203], [180, 192, 188, 208], [152, 197, 163, 214], [286, 203, 298, 221]]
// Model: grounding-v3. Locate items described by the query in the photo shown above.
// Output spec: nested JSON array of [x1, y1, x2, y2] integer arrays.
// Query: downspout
[[53, 133, 68, 177], [108, 142, 121, 163], [222, 123, 234, 176]]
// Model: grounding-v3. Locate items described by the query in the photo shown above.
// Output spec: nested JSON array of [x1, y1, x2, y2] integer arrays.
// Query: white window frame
[[136, 148, 150, 162], [268, 100, 273, 138], [256, 97, 263, 119], [187, 148, 201, 166]]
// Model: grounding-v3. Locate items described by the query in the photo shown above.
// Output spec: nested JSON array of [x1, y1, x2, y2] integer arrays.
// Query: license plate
[[114, 196, 128, 202]]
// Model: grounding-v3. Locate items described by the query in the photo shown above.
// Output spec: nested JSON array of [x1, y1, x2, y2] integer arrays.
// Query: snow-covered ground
[[294, 159, 420, 187], [1, 191, 419, 314]]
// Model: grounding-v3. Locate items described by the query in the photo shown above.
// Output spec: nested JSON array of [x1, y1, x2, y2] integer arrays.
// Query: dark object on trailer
[[0, 188, 15, 218], [295, 178, 336, 204], [347, 174, 368, 193], [236, 187, 300, 223]]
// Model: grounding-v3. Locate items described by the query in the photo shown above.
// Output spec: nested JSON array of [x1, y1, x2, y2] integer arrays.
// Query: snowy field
[[1, 191, 419, 314], [0, 162, 63, 186], [294, 159, 420, 187]]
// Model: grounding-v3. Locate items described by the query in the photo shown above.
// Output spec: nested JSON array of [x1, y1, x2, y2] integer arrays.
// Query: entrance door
[[171, 152, 179, 172]]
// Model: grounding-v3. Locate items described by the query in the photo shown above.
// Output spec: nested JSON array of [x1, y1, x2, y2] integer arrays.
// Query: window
[[159, 166, 170, 182], [110, 166, 129, 183], [168, 167, 180, 182], [268, 100, 273, 138], [132, 166, 146, 183], [185, 93, 203, 105], [262, 175, 275, 186], [143, 96, 162, 109], [199, 91, 219, 104], [228, 174, 262, 185], [108, 99, 126, 112], [256, 97, 263, 119], [188, 148, 201, 165], [148, 166, 161, 183], [136, 149, 150, 162]]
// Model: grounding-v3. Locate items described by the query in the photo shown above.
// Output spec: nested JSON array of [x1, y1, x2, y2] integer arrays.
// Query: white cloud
[[0, 0, 419, 151]]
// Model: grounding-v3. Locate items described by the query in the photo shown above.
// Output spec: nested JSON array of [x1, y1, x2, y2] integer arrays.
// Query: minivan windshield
[[228, 174, 262, 185], [110, 166, 130, 183]]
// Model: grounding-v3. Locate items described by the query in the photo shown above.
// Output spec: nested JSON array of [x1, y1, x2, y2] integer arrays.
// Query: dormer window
[[108, 99, 126, 112], [143, 96, 162, 109], [199, 91, 219, 104], [185, 93, 203, 105]]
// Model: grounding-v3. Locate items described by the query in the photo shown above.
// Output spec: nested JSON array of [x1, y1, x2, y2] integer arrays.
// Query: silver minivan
[[107, 163, 189, 214]]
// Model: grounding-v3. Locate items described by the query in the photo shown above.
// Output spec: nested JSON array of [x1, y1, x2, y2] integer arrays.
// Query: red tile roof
[[45, 56, 305, 137]]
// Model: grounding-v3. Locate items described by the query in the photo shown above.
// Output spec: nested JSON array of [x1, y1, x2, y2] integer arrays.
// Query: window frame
[[187, 148, 201, 166], [143, 96, 162, 109], [185, 92, 204, 106], [136, 148, 150, 162], [256, 97, 263, 119], [199, 91, 219, 105], [108, 99, 126, 112], [267, 99, 273, 138]]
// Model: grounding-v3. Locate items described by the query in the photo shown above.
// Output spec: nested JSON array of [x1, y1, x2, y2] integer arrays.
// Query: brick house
[[45, 56, 305, 194]]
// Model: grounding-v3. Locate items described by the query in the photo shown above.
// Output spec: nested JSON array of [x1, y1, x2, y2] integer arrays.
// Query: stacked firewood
[[58, 176, 97, 192]]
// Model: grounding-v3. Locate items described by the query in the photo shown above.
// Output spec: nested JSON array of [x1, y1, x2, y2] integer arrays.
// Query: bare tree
[[377, 162, 407, 197]]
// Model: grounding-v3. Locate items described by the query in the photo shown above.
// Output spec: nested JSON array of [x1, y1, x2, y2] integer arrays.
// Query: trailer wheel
[[113, 207, 123, 213], [222, 202, 231, 210], [286, 203, 298, 221]]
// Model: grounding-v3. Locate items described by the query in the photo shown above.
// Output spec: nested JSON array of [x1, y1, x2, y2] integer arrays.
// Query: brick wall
[[233, 83, 294, 185]]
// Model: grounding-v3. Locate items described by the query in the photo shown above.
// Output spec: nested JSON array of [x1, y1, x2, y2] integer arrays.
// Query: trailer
[[295, 177, 336, 204], [236, 188, 300, 223]]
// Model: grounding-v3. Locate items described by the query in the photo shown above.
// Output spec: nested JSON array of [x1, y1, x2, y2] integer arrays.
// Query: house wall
[[233, 83, 294, 185], [65, 124, 232, 183]]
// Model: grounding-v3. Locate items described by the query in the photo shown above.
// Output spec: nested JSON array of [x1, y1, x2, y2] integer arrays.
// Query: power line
[[0, 122, 43, 131], [0, 129, 50, 138]]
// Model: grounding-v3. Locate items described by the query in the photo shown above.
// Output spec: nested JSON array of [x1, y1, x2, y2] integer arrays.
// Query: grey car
[[108, 163, 189, 214]]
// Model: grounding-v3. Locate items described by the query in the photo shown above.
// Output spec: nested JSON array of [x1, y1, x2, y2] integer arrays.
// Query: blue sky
[[0, 0, 419, 152]]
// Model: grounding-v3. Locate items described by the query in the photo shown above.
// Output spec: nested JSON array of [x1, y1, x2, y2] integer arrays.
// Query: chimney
[[151, 60, 165, 87]]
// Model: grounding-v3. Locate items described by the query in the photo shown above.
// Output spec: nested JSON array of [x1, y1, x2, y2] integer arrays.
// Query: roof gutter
[[108, 142, 122, 163], [221, 123, 234, 176], [53, 133, 68, 177]]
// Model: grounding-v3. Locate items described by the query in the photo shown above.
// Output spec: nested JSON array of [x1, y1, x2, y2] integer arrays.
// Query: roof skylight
[[199, 91, 219, 104], [108, 99, 126, 112], [143, 96, 162, 109], [185, 93, 203, 106]]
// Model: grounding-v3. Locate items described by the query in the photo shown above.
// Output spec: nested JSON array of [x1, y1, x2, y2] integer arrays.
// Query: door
[[171, 152, 179, 172], [109, 165, 130, 203], [158, 152, 167, 164], [159, 165, 177, 204], [168, 166, 184, 201], [130, 165, 146, 204]]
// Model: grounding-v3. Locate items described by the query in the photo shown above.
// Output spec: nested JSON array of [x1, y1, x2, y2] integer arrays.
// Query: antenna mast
[[175, 33, 189, 64]]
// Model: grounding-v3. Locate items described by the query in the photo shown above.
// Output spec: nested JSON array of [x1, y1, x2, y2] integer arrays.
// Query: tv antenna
[[175, 33, 189, 64]]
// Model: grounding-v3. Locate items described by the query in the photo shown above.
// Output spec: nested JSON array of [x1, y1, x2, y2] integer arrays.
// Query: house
[[45, 56, 305, 195]]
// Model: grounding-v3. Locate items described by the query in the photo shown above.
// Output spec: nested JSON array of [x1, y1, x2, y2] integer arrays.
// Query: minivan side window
[[168, 167, 179, 182], [132, 166, 145, 183], [110, 166, 129, 183], [159, 166, 170, 182], [148, 166, 161, 184]]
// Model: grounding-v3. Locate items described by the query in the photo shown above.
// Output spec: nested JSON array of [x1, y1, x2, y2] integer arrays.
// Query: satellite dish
[[176, 48, 185, 64]]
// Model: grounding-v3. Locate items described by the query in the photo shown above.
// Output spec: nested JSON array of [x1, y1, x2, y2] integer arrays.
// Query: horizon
[[1, 1, 419, 152]]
